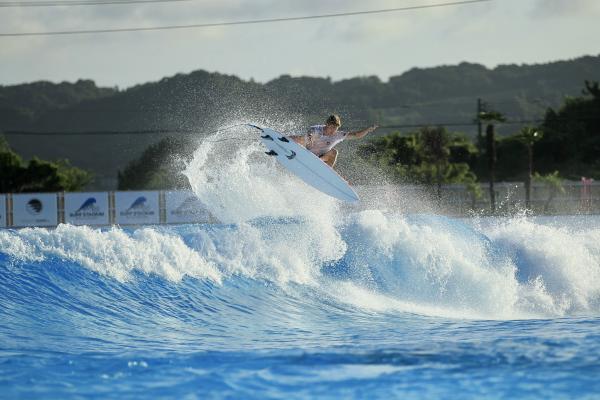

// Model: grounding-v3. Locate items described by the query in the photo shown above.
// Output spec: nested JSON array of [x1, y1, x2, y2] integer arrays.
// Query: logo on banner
[[26, 199, 43, 215], [171, 196, 205, 217], [69, 197, 105, 218], [120, 196, 155, 218]]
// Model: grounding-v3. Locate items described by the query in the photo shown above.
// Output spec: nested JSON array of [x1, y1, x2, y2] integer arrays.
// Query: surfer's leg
[[320, 149, 338, 168]]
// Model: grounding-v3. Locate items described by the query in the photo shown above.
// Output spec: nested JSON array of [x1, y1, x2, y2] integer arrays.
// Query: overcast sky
[[1, 0, 599, 88]]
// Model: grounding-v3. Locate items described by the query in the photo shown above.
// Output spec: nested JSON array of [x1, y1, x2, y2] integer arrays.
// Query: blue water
[[1, 212, 600, 399], [2, 133, 600, 398]]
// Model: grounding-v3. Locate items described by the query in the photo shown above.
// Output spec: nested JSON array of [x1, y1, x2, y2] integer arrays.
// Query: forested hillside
[[2, 55, 599, 189]]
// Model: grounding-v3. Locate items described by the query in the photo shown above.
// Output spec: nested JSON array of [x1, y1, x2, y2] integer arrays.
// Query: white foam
[[323, 281, 488, 319], [331, 211, 600, 319], [338, 210, 523, 319], [0, 224, 222, 283], [486, 218, 600, 316]]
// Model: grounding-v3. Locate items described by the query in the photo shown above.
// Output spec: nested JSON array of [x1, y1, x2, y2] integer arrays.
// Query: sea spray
[[182, 125, 348, 284], [183, 125, 341, 224]]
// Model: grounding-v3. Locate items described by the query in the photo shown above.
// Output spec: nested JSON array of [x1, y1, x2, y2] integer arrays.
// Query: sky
[[1, 0, 599, 88]]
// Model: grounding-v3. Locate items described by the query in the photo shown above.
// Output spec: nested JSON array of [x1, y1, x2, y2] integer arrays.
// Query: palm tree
[[533, 171, 564, 213]]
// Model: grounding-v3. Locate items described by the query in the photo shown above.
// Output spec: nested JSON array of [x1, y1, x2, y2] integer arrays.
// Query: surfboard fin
[[247, 124, 263, 132], [265, 150, 278, 156], [278, 136, 290, 143], [261, 134, 274, 141]]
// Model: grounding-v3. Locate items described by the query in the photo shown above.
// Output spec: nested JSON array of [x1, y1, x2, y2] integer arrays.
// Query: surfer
[[289, 114, 378, 168]]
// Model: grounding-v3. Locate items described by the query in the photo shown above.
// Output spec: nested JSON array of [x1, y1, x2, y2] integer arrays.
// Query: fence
[[0, 190, 216, 228], [359, 180, 600, 216], [445, 180, 600, 215], [1, 181, 599, 228]]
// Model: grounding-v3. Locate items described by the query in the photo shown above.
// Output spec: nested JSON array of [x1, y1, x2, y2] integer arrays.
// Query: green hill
[[2, 54, 599, 189]]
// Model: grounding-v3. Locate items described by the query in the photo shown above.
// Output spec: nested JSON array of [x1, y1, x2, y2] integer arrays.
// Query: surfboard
[[248, 124, 359, 203]]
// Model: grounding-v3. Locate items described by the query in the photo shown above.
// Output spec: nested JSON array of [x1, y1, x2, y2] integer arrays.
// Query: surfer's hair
[[326, 114, 341, 127]]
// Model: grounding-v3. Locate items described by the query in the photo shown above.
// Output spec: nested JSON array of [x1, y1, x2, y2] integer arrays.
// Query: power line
[[6, 115, 600, 136], [0, 120, 554, 136], [0, 0, 191, 7], [0, 0, 492, 37], [2, 128, 194, 135]]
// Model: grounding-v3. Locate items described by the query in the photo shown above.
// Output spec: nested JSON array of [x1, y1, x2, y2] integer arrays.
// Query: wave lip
[[331, 211, 600, 319], [335, 210, 521, 319]]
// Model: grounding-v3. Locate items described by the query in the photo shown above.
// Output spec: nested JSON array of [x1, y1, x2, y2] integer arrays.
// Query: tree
[[533, 171, 565, 213], [118, 136, 193, 190], [0, 136, 23, 192], [418, 126, 450, 202], [0, 136, 91, 192], [537, 80, 600, 178], [358, 127, 480, 206]]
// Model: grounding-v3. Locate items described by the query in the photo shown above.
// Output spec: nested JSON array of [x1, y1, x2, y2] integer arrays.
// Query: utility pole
[[478, 101, 505, 214], [477, 98, 483, 150], [519, 127, 543, 209], [486, 124, 497, 213]]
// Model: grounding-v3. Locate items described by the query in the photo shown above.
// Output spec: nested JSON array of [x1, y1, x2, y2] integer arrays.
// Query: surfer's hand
[[368, 125, 379, 133]]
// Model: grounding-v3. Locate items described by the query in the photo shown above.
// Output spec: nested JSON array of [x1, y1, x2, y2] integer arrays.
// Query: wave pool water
[[2, 129, 600, 398], [2, 213, 600, 399]]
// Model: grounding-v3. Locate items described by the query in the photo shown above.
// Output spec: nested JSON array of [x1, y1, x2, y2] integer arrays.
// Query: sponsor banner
[[12, 193, 58, 227], [115, 191, 159, 225], [165, 191, 211, 224], [65, 192, 109, 226], [0, 195, 5, 227]]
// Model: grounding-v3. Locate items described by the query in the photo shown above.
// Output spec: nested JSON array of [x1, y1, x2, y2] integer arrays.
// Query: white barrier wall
[[65, 192, 110, 226], [12, 193, 58, 227], [0, 195, 6, 228], [114, 191, 159, 225], [165, 191, 211, 224]]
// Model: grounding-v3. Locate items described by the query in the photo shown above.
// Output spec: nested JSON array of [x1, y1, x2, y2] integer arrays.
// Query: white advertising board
[[12, 193, 58, 227], [165, 191, 211, 224], [115, 191, 159, 225], [64, 192, 110, 226], [0, 195, 6, 227]]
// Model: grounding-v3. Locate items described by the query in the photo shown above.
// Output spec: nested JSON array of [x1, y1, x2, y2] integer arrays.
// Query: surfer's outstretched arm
[[347, 125, 378, 139]]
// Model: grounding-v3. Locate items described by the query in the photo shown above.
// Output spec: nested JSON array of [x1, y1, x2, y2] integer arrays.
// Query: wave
[[1, 126, 600, 353], [1, 212, 600, 324]]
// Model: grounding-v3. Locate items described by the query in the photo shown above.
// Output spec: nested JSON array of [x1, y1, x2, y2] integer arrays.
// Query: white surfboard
[[248, 124, 359, 203]]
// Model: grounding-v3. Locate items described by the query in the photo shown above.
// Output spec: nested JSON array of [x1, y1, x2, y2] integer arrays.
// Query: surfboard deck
[[248, 124, 359, 203]]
